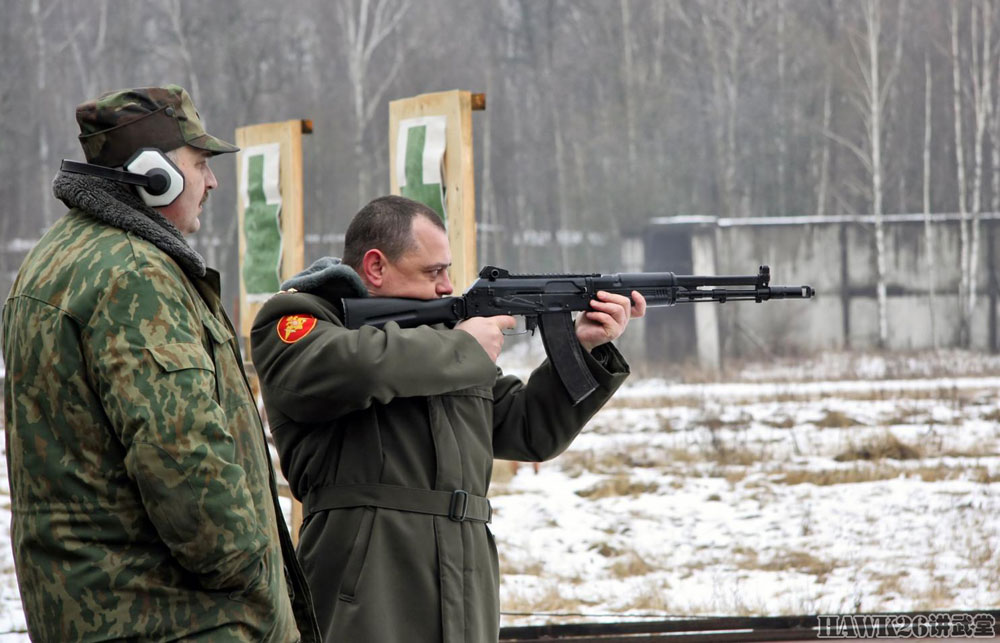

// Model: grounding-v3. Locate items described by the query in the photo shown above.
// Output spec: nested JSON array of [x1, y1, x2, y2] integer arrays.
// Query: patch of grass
[[620, 578, 673, 612], [774, 462, 1000, 486], [697, 410, 752, 432], [576, 474, 659, 499], [814, 409, 862, 428], [762, 415, 796, 429], [970, 467, 1000, 484], [873, 570, 908, 598], [559, 446, 701, 478], [911, 578, 956, 611], [774, 464, 898, 486], [704, 447, 762, 467], [610, 550, 658, 577], [499, 554, 545, 576], [835, 432, 922, 462], [502, 582, 589, 615], [882, 410, 922, 425], [757, 550, 838, 581], [591, 542, 622, 558], [706, 465, 750, 484], [607, 395, 702, 410]]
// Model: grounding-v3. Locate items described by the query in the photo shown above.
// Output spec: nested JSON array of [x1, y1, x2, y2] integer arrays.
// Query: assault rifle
[[342, 265, 815, 404]]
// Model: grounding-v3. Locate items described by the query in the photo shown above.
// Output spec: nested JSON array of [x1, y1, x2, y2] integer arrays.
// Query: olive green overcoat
[[250, 261, 630, 643]]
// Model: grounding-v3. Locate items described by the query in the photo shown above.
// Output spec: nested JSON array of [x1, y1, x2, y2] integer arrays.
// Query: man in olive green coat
[[2, 86, 319, 641], [250, 195, 646, 642]]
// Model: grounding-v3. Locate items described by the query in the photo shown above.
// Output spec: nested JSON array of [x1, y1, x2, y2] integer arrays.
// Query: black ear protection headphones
[[60, 147, 185, 208]]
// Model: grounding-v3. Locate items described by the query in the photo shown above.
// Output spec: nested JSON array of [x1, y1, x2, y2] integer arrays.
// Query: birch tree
[[966, 0, 992, 319], [863, 0, 889, 348], [923, 53, 937, 349], [812, 1, 840, 217], [836, 0, 904, 347], [336, 0, 411, 207], [951, 2, 970, 346]]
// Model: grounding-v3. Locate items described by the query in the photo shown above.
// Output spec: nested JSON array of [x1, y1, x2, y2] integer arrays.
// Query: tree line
[[2, 0, 997, 343]]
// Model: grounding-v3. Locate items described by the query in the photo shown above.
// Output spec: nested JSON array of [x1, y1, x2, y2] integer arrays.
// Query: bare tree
[[813, 1, 840, 217], [620, 0, 637, 185], [991, 10, 1000, 227], [835, 0, 905, 347], [700, 4, 744, 217], [336, 0, 411, 207], [966, 0, 992, 318], [951, 2, 970, 346], [776, 0, 787, 216], [62, 0, 109, 101], [923, 52, 937, 349], [30, 0, 52, 227], [863, 0, 889, 348]]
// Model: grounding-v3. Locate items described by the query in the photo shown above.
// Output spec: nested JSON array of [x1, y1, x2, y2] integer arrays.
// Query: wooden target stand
[[237, 92, 488, 545], [389, 92, 529, 477], [389, 90, 485, 292], [236, 118, 311, 544]]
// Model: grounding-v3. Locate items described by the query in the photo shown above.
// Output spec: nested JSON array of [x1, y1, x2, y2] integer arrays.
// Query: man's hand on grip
[[456, 315, 517, 362], [576, 290, 647, 352]]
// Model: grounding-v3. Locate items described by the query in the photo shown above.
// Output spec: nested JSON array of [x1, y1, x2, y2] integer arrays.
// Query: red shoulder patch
[[277, 315, 317, 344]]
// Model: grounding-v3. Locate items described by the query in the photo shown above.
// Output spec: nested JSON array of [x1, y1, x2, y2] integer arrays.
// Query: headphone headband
[[60, 160, 164, 191], [59, 148, 182, 206]]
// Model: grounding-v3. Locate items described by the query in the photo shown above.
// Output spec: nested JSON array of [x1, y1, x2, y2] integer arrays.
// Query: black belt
[[304, 483, 492, 523]]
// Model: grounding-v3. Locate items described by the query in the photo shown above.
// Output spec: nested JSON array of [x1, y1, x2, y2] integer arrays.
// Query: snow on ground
[[490, 346, 1000, 627], [0, 349, 998, 638], [0, 439, 26, 640]]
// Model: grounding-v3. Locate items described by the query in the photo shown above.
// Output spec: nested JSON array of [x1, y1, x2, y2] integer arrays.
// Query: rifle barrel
[[673, 286, 814, 303]]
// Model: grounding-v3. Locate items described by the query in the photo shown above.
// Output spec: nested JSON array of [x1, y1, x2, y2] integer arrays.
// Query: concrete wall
[[641, 214, 1000, 368]]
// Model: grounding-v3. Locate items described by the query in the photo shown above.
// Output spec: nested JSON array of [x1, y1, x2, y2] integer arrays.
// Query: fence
[[638, 213, 1000, 369]]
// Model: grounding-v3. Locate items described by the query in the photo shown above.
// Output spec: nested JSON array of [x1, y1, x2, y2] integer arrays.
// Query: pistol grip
[[537, 312, 599, 405]]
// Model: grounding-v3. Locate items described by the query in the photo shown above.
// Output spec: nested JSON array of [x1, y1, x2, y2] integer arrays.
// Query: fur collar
[[52, 170, 207, 277], [281, 257, 368, 301]]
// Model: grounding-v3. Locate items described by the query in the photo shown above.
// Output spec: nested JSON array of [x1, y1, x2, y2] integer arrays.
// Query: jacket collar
[[52, 170, 207, 277], [280, 256, 368, 301]]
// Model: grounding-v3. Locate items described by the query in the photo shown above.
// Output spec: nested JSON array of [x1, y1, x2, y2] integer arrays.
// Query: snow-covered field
[[0, 349, 998, 638], [491, 347, 1000, 628]]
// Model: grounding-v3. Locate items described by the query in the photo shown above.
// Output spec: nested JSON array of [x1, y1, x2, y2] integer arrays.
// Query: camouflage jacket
[[1, 172, 319, 642]]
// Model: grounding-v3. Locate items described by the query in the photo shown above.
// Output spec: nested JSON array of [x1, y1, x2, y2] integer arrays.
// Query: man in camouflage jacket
[[1, 86, 319, 642]]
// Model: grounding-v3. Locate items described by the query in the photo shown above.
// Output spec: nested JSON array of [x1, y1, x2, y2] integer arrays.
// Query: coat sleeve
[[250, 293, 499, 424], [82, 266, 267, 593], [491, 342, 630, 462]]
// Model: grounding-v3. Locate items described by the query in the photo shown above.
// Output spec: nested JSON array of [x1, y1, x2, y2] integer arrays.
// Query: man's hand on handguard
[[576, 290, 647, 353], [456, 315, 517, 362]]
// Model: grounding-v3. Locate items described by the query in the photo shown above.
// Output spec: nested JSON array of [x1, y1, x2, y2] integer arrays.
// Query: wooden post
[[235, 118, 311, 545], [389, 90, 481, 291]]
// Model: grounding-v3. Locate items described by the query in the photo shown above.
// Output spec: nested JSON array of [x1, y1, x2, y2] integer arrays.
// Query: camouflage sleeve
[[82, 265, 267, 592]]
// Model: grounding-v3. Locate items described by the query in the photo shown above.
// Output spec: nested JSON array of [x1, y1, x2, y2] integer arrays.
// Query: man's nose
[[205, 166, 219, 190], [437, 270, 453, 296]]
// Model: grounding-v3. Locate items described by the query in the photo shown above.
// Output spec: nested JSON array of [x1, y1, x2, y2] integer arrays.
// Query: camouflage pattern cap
[[76, 84, 239, 167]]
